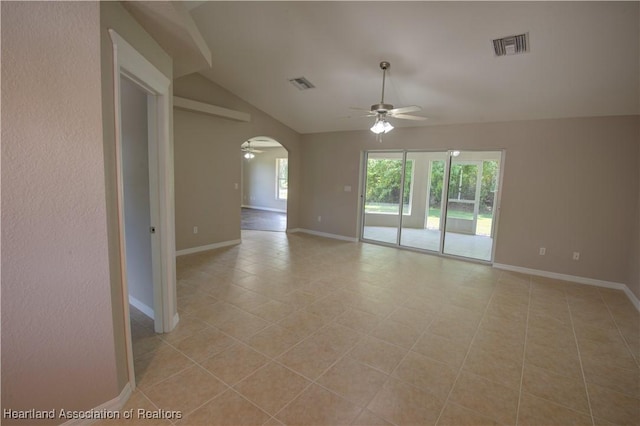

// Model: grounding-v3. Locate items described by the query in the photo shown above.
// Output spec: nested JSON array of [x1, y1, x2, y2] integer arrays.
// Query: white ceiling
[[176, 1, 638, 134]]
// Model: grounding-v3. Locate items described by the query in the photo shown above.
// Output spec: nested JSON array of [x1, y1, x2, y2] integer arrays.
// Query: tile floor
[[103, 230, 639, 425]]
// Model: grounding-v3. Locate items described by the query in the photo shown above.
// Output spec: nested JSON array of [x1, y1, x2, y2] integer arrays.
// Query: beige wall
[[632, 135, 640, 297], [100, 1, 174, 390], [173, 74, 301, 251], [242, 146, 289, 212], [300, 116, 640, 296], [1, 2, 118, 422]]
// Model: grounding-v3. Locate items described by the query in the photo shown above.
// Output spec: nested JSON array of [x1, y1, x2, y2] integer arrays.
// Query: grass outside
[[365, 204, 493, 236]]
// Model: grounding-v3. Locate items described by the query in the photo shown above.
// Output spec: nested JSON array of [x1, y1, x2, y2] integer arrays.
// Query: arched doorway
[[240, 136, 288, 232]]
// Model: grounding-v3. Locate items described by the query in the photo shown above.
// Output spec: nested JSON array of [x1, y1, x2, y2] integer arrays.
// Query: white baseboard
[[128, 295, 154, 319], [172, 312, 180, 330], [176, 239, 241, 256], [60, 383, 132, 425], [493, 263, 640, 312], [289, 228, 358, 243], [242, 205, 287, 213]]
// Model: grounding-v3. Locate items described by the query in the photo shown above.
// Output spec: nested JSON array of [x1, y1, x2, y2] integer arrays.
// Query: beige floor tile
[[191, 302, 246, 327], [522, 364, 590, 413], [200, 343, 269, 385], [312, 322, 363, 355], [517, 392, 593, 426], [172, 327, 235, 363], [176, 389, 270, 426], [276, 336, 343, 380], [348, 335, 408, 374], [159, 315, 209, 344], [277, 310, 327, 337], [132, 331, 165, 360], [233, 362, 311, 415], [367, 378, 445, 425], [304, 295, 347, 321], [588, 383, 640, 425], [271, 290, 317, 309], [215, 311, 270, 341], [143, 365, 227, 415], [471, 327, 525, 361], [370, 319, 422, 349], [134, 345, 195, 390], [275, 384, 362, 425], [346, 295, 398, 318], [316, 357, 388, 406], [436, 402, 502, 426], [95, 390, 171, 426], [387, 306, 434, 331], [246, 300, 296, 323], [526, 322, 575, 352], [581, 356, 640, 398], [577, 337, 639, 371], [429, 317, 478, 345], [334, 308, 380, 333], [262, 417, 284, 426], [352, 409, 394, 426], [133, 233, 640, 426], [244, 324, 304, 358], [448, 371, 519, 425], [392, 351, 459, 400], [463, 346, 522, 391], [525, 340, 582, 380], [412, 332, 470, 369]]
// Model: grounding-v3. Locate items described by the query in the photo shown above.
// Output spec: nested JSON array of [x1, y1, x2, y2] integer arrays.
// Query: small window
[[276, 158, 288, 200]]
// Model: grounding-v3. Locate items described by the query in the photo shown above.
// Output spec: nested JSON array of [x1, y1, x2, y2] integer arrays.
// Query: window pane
[[277, 158, 288, 200]]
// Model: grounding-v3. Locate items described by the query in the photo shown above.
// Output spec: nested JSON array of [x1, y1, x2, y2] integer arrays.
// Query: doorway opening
[[240, 136, 288, 232], [110, 29, 177, 391], [361, 150, 503, 262]]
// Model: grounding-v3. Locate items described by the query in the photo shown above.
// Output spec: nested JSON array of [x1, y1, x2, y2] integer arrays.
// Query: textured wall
[[1, 2, 118, 422], [173, 74, 301, 251], [300, 116, 640, 297]]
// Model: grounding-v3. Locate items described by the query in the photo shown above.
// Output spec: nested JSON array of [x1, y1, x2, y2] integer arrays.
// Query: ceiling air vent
[[493, 33, 529, 56], [288, 77, 315, 90]]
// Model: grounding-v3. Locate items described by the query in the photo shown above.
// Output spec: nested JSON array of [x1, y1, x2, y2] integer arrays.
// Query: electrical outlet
[[572, 252, 580, 261], [193, 226, 198, 234], [539, 247, 546, 255], [317, 216, 322, 222]]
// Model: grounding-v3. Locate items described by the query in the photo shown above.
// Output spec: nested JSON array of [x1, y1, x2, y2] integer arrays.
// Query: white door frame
[[109, 29, 178, 390]]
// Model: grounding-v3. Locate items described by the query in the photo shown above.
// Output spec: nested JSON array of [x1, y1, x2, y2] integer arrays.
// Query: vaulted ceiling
[[130, 1, 640, 134]]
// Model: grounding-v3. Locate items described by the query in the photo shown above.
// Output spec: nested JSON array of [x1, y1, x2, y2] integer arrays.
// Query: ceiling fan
[[241, 141, 263, 159], [352, 61, 426, 139]]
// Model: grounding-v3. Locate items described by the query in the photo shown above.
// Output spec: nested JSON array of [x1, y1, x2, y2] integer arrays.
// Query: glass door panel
[[443, 151, 501, 261], [400, 152, 447, 251], [362, 152, 404, 245]]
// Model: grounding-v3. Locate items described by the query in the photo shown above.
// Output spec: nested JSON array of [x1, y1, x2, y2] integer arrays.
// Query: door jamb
[[109, 29, 178, 390]]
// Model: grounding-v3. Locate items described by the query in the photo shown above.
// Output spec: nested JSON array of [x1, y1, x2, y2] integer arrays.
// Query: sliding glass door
[[399, 152, 447, 252], [362, 152, 404, 245], [361, 150, 502, 262], [443, 152, 500, 261]]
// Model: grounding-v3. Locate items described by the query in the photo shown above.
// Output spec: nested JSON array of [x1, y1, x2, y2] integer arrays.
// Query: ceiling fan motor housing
[[371, 103, 394, 113]]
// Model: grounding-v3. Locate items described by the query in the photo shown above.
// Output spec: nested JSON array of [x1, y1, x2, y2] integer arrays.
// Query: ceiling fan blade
[[349, 106, 375, 112], [390, 113, 428, 121], [388, 105, 422, 115], [253, 149, 264, 153]]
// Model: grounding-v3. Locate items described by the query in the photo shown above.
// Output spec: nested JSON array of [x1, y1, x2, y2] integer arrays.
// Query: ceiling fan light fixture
[[370, 116, 393, 134], [370, 118, 386, 134], [244, 152, 255, 159]]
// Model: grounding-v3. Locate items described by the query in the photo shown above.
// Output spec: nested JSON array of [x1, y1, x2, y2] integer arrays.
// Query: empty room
[[2, 1, 639, 425]]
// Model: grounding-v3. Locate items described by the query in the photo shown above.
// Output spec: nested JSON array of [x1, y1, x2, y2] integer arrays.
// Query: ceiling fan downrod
[[372, 61, 393, 113]]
